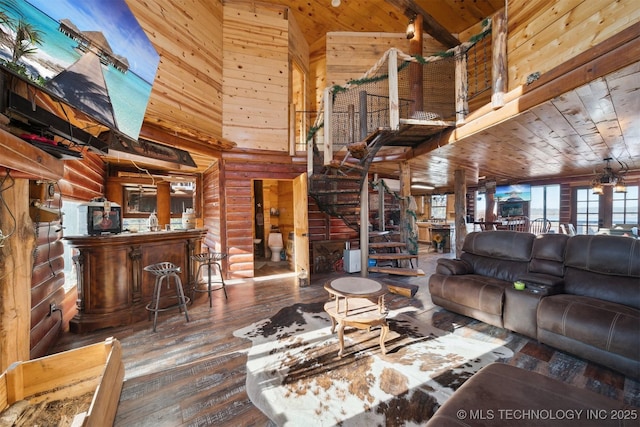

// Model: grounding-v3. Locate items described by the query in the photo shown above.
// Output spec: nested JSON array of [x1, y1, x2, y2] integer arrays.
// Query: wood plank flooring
[[50, 245, 639, 426]]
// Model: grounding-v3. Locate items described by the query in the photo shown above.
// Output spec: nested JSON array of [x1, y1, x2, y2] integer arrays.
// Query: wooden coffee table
[[324, 277, 389, 357]]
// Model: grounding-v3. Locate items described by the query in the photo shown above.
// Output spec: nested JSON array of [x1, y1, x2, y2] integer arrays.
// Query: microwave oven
[[78, 200, 122, 235]]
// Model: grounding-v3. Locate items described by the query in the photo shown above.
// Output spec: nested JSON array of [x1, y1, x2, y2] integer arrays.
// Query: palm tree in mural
[[0, 1, 43, 76]]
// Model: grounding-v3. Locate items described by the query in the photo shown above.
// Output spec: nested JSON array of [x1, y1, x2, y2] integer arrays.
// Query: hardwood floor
[[50, 245, 638, 426]]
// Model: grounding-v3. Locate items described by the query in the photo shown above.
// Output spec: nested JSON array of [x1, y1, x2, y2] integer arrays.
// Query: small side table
[[324, 277, 389, 357]]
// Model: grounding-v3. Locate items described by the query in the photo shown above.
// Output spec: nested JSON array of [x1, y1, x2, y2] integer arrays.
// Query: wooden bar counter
[[64, 229, 206, 333]]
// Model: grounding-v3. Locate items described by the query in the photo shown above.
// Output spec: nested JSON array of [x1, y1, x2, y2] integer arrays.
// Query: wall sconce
[[591, 157, 628, 195], [406, 16, 416, 39]]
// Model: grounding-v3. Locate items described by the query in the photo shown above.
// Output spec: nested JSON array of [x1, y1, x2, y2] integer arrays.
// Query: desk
[[324, 277, 388, 357]]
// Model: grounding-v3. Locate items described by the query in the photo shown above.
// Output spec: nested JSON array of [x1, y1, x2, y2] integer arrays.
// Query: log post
[[388, 49, 399, 130], [409, 14, 423, 116], [455, 45, 468, 125], [454, 170, 467, 256], [491, 9, 508, 109], [0, 178, 35, 372]]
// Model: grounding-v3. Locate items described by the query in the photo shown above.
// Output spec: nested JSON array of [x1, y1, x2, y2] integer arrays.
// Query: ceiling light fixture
[[591, 157, 628, 195], [406, 15, 416, 39], [411, 184, 434, 190], [331, 0, 341, 7]]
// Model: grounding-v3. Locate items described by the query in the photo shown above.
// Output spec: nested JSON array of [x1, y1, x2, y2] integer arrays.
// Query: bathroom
[[253, 179, 295, 276]]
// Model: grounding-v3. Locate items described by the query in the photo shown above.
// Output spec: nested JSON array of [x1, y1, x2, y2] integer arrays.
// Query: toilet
[[268, 232, 284, 262]]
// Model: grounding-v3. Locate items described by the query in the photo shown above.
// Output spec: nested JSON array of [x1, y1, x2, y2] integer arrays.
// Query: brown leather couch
[[428, 231, 640, 379]]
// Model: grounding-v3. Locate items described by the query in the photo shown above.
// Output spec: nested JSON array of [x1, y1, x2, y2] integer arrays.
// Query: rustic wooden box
[[0, 337, 124, 426]]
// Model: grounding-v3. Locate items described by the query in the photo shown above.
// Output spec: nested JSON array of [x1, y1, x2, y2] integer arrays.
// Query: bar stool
[[144, 262, 190, 332], [191, 252, 227, 307]]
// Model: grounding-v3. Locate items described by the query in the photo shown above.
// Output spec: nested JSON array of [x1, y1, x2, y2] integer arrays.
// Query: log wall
[[216, 151, 306, 278]]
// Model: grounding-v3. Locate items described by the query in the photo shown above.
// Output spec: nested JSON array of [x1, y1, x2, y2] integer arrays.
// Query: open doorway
[[253, 179, 295, 277]]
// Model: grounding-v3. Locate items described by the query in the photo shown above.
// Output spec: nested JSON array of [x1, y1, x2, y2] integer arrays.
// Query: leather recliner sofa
[[428, 231, 640, 379]]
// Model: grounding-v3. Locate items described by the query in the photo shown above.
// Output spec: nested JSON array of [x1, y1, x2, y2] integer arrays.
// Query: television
[[78, 201, 122, 235], [500, 201, 526, 217], [494, 184, 531, 202]]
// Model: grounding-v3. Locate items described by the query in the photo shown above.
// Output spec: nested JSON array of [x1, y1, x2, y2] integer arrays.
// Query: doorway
[[253, 179, 294, 277], [252, 175, 309, 279]]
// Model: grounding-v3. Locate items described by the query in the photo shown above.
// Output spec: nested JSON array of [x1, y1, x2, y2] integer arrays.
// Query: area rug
[[234, 301, 514, 426]]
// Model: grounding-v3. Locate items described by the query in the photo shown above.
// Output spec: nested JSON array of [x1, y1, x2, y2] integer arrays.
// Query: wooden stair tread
[[368, 253, 417, 260], [311, 174, 361, 181], [386, 283, 419, 298], [328, 160, 365, 171], [368, 266, 425, 276], [310, 188, 360, 195], [369, 242, 407, 249]]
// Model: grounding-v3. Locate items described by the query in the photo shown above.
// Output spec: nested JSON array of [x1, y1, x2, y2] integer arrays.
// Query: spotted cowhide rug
[[234, 301, 513, 426]]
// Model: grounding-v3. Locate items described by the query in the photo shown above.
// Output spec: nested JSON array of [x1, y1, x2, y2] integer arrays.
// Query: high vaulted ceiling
[[121, 0, 639, 192]]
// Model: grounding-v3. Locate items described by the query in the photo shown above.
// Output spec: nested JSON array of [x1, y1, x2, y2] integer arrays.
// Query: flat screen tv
[[495, 184, 531, 202], [1, 0, 159, 141]]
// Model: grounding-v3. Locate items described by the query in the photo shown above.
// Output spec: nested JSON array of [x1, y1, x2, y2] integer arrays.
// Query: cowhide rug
[[234, 301, 513, 426]]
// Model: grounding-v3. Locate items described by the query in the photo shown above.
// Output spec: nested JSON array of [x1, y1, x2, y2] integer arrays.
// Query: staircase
[[309, 131, 425, 276]]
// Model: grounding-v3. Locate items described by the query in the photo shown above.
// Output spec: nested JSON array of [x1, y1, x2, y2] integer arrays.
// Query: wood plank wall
[[125, 0, 225, 144], [507, 0, 640, 89], [326, 32, 448, 87], [222, 3, 290, 151]]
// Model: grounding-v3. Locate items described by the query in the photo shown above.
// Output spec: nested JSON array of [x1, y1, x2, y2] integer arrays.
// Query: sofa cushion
[[462, 231, 535, 261], [564, 235, 640, 276], [537, 294, 640, 361], [429, 274, 509, 317], [563, 235, 640, 309], [528, 233, 569, 276]]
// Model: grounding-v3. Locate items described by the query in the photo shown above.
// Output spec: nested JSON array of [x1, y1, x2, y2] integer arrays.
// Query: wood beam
[[0, 129, 64, 181], [385, 0, 460, 48]]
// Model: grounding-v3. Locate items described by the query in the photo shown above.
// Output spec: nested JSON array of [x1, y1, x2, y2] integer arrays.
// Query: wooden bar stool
[[191, 252, 227, 307], [144, 262, 190, 332]]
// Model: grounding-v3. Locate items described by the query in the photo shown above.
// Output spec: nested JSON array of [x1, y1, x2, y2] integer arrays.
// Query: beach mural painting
[[0, 0, 159, 141]]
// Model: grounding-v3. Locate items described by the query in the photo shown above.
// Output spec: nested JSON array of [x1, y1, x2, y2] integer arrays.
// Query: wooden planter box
[[0, 337, 124, 426]]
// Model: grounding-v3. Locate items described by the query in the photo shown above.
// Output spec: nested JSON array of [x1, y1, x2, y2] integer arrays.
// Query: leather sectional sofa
[[428, 231, 640, 379]]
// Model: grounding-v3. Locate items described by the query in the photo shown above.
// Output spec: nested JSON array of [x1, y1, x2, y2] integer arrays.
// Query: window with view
[[431, 195, 447, 220], [530, 184, 560, 232], [576, 188, 600, 235], [612, 185, 639, 225]]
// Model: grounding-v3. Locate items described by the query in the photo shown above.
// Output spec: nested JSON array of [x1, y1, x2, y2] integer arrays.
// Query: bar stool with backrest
[[144, 262, 190, 332], [191, 251, 227, 307]]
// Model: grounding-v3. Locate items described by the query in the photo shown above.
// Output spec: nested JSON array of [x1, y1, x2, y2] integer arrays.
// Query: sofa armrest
[[436, 258, 472, 275]]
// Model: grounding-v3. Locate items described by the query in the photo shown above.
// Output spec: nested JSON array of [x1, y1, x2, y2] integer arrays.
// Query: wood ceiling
[[121, 0, 639, 192]]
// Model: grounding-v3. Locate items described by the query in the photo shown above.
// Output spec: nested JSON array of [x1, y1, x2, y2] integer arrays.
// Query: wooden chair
[[529, 218, 552, 234], [506, 216, 529, 232]]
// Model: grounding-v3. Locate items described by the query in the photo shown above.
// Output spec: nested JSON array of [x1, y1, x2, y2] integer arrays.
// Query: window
[[612, 185, 639, 225], [61, 200, 81, 292], [575, 188, 600, 234], [475, 192, 486, 221], [531, 184, 560, 232], [431, 195, 447, 220]]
